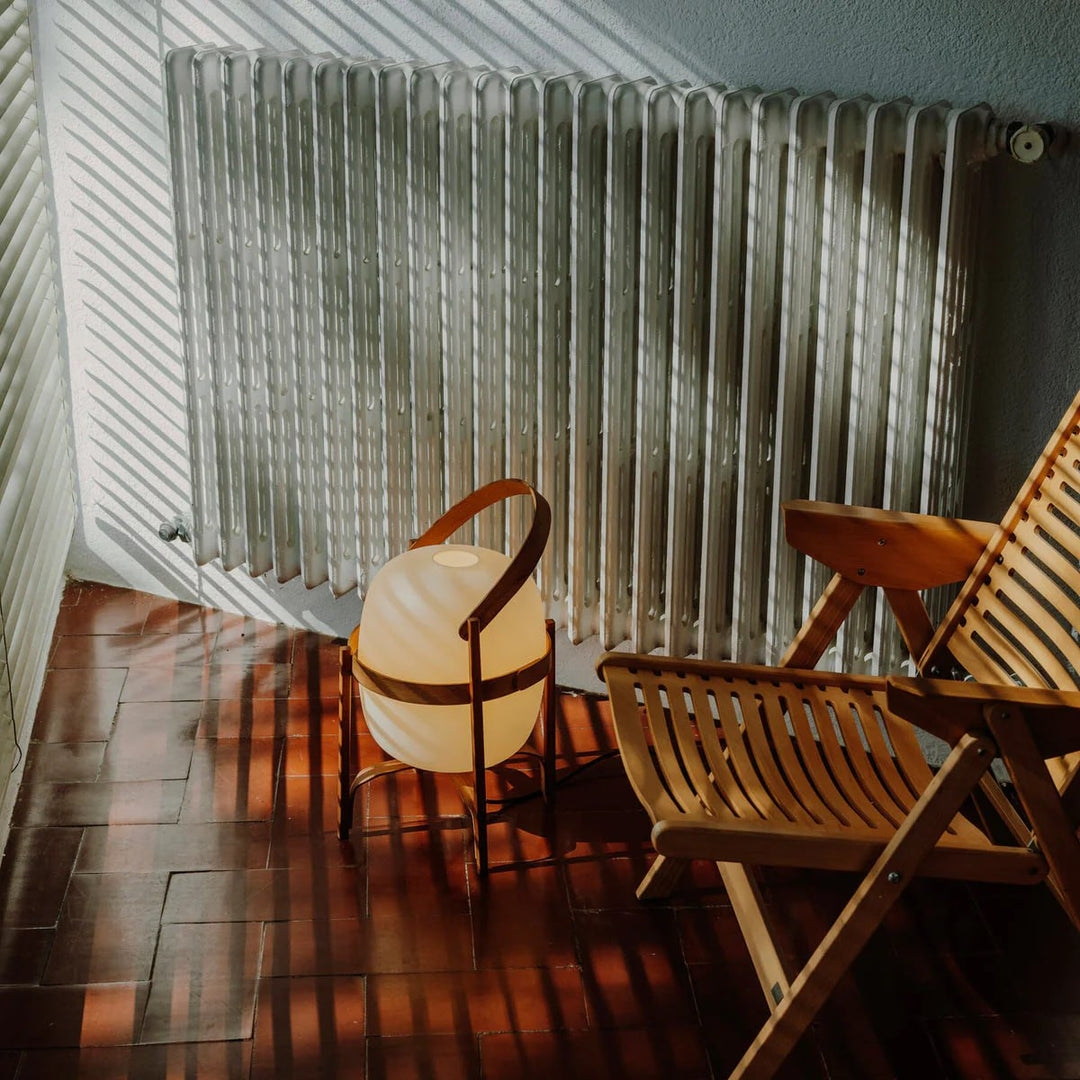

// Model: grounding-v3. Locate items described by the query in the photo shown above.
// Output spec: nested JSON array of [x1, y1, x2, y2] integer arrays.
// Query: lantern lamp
[[337, 480, 556, 874]]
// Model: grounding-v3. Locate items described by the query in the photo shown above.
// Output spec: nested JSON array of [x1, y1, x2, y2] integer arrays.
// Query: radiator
[[165, 48, 1006, 669]]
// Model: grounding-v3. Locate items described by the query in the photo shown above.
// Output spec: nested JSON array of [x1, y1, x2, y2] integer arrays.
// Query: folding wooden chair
[[598, 388, 1080, 1078]]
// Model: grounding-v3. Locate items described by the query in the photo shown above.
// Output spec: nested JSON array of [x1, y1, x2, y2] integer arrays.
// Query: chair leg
[[719, 862, 795, 1006], [731, 732, 994, 1080], [636, 854, 687, 900]]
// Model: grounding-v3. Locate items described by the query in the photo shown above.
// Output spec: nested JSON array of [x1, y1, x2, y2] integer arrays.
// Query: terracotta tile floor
[[0, 581, 1078, 1077]]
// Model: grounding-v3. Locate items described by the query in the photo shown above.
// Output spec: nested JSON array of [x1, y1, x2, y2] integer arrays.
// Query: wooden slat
[[757, 693, 838, 824], [692, 685, 761, 819], [823, 688, 909, 826], [666, 686, 731, 817], [780, 690, 861, 827], [640, 681, 700, 813], [712, 689, 784, 822], [735, 688, 815, 825], [800, 687, 893, 828], [601, 667, 681, 823]]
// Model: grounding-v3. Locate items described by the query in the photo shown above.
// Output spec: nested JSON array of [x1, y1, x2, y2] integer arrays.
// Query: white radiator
[[165, 48, 1006, 669]]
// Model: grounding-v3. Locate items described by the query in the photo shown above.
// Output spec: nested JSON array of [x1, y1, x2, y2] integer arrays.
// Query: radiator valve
[[158, 516, 192, 544], [1006, 122, 1051, 164]]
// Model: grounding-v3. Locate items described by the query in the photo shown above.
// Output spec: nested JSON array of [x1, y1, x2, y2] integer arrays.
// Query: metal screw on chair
[[887, 871, 902, 884]]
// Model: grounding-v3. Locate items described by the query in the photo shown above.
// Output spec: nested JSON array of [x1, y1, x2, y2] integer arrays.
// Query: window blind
[[0, 0, 73, 810]]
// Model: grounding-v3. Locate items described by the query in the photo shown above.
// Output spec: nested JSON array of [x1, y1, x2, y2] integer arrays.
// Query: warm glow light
[[355, 543, 545, 773]]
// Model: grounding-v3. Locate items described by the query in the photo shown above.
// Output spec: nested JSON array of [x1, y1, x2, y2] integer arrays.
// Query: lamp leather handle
[[409, 478, 551, 640]]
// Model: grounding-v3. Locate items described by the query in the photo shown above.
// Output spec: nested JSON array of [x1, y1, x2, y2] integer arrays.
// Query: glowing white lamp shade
[[354, 543, 546, 774]]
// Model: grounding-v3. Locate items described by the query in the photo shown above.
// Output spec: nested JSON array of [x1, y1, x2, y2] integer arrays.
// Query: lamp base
[[338, 620, 558, 876]]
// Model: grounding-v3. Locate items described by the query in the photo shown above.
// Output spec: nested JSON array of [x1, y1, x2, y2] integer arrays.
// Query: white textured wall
[[31, 0, 1080, 689]]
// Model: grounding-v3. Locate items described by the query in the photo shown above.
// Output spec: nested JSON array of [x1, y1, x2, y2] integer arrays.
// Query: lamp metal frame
[[337, 479, 557, 875]]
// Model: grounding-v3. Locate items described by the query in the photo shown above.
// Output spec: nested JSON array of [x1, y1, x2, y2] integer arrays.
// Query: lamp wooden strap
[[408, 478, 551, 640], [351, 633, 552, 706]]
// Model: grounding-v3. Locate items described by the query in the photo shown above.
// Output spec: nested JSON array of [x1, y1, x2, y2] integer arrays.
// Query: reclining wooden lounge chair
[[598, 388, 1080, 1079]]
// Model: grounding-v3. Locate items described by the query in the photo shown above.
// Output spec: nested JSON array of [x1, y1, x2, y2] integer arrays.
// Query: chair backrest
[[924, 388, 1080, 781], [927, 388, 1080, 689]]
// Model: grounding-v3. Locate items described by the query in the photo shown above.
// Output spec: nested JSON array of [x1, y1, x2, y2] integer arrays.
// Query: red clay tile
[[12, 780, 185, 827], [140, 922, 262, 1043], [120, 663, 292, 703], [76, 821, 271, 874], [290, 641, 345, 700], [20, 742, 106, 784], [550, 809, 654, 858], [480, 1027, 712, 1079], [141, 598, 225, 636], [266, 832, 359, 871], [31, 669, 125, 742], [0, 982, 149, 1048], [179, 738, 279, 823], [687, 961, 831, 1079], [161, 866, 363, 923], [900, 879, 1000, 959], [0, 929, 52, 984], [471, 864, 576, 969], [0, 828, 83, 926], [576, 909, 696, 1029], [43, 874, 169, 985], [811, 1001, 940, 1080], [264, 914, 474, 977], [8, 590, 1067, 1079], [554, 756, 641, 813], [282, 734, 340, 776], [564, 852, 725, 911], [556, 694, 620, 756], [53, 589, 153, 636], [563, 852, 657, 910], [273, 772, 341, 835], [364, 822, 470, 919], [676, 906, 760, 969], [198, 696, 340, 739], [215, 615, 294, 662], [364, 756, 468, 822], [927, 1014, 1075, 1079], [368, 1034, 479, 1080], [474, 805, 562, 867], [367, 967, 588, 1037], [97, 703, 200, 781], [50, 633, 214, 670], [15, 1042, 251, 1079], [251, 975, 365, 1079]]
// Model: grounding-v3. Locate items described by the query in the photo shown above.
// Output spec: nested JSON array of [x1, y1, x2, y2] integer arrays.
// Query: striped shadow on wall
[[165, 47, 1009, 671]]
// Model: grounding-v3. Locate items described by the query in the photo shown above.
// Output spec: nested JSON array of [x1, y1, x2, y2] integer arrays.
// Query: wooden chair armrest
[[783, 500, 998, 589], [888, 677, 1080, 756]]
